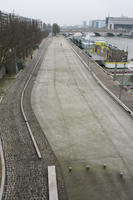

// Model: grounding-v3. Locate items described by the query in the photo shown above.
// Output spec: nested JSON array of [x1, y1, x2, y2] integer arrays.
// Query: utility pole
[[119, 63, 126, 100], [113, 63, 117, 81]]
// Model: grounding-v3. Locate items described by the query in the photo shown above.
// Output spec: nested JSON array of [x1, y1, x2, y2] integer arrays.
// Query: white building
[[82, 21, 87, 28], [106, 17, 133, 31], [89, 20, 105, 28]]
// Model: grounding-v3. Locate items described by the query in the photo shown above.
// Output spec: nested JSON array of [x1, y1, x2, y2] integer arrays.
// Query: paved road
[[32, 36, 133, 200]]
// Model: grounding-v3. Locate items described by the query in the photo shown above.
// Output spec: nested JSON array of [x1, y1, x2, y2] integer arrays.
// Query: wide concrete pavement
[[31, 36, 133, 200]]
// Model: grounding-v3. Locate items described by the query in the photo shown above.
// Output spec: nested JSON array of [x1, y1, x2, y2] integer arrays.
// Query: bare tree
[[52, 23, 60, 36], [0, 11, 48, 72]]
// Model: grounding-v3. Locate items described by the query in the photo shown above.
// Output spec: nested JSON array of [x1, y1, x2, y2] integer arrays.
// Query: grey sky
[[1, 0, 133, 25]]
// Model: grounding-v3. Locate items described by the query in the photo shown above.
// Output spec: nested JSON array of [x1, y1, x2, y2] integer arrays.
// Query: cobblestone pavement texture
[[0, 38, 67, 200], [31, 36, 133, 200]]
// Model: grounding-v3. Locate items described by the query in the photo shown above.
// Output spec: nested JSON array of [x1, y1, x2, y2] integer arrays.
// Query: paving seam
[[0, 139, 5, 200]]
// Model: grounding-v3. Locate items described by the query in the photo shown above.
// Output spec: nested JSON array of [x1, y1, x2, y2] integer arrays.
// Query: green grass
[[0, 76, 15, 96]]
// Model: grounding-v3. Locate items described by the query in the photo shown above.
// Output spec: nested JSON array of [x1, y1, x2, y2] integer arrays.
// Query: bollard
[[103, 164, 107, 169], [120, 172, 123, 178], [68, 167, 72, 172], [86, 165, 90, 170]]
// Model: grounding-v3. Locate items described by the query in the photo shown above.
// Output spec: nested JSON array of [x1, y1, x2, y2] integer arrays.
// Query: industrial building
[[89, 20, 105, 28], [106, 17, 133, 31], [82, 21, 87, 28]]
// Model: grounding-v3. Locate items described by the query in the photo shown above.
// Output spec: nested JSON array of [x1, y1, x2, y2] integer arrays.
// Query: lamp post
[[119, 60, 127, 100], [119, 54, 128, 99], [113, 63, 117, 81]]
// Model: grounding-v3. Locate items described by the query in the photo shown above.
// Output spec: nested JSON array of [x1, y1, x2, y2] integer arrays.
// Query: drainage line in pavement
[[20, 44, 46, 159]]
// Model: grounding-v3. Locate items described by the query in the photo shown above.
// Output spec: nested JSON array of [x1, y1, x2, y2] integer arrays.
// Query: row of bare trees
[[0, 11, 49, 72], [52, 23, 60, 36]]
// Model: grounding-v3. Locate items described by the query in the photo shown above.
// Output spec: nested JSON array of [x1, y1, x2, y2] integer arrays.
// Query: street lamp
[[119, 55, 128, 99], [119, 63, 126, 99], [113, 63, 117, 81]]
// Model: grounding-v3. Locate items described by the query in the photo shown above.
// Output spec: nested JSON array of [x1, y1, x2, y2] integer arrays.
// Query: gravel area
[[0, 38, 67, 200]]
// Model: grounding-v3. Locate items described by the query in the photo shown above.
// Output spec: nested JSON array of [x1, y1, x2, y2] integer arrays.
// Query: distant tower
[[83, 21, 87, 28]]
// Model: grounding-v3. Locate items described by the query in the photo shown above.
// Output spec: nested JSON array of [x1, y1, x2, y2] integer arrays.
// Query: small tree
[[52, 23, 60, 36]]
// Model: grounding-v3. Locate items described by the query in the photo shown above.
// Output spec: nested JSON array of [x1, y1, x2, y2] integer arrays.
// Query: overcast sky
[[1, 0, 133, 25]]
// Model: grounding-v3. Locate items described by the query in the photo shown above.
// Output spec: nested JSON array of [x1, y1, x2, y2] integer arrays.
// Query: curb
[[20, 45, 45, 159], [0, 139, 5, 200], [0, 97, 5, 200], [20, 37, 51, 159]]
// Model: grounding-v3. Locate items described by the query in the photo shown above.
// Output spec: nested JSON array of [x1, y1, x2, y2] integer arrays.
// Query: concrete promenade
[[32, 36, 133, 200]]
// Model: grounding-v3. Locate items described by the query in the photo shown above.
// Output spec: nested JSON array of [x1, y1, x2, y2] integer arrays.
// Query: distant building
[[0, 11, 9, 31], [82, 21, 87, 28], [37, 20, 43, 31], [89, 20, 105, 28], [43, 23, 47, 30], [47, 24, 52, 32], [43, 23, 50, 31], [106, 17, 133, 31]]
